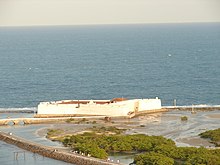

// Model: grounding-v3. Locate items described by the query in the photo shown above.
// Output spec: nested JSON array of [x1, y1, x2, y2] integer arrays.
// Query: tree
[[134, 152, 174, 165]]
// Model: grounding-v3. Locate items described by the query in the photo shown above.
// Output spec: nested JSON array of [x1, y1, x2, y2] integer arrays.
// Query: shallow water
[[127, 110, 220, 147], [0, 123, 73, 165], [1, 110, 219, 164], [0, 141, 72, 165]]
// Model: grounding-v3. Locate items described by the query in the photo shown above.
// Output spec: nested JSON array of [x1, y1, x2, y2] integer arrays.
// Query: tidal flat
[[37, 110, 220, 148], [1, 110, 219, 165]]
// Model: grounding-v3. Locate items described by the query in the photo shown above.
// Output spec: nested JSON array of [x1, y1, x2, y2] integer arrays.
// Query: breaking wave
[[0, 107, 37, 112]]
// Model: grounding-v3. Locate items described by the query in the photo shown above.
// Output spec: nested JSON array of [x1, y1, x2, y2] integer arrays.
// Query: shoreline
[[0, 131, 117, 165], [1, 109, 218, 148], [35, 112, 217, 149], [0, 110, 219, 165]]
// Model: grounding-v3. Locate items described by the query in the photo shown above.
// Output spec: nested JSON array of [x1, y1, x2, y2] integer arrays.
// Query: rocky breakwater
[[0, 131, 117, 165]]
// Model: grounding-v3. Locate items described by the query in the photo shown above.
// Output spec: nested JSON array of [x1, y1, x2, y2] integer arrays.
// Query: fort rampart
[[37, 98, 162, 118]]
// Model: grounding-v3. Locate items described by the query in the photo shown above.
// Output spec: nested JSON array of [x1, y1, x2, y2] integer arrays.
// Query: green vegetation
[[199, 128, 220, 147], [66, 118, 75, 123], [76, 118, 88, 124], [81, 118, 87, 122], [66, 118, 98, 124], [47, 129, 64, 138], [92, 120, 97, 124], [60, 133, 174, 159], [181, 116, 188, 121], [47, 127, 220, 164], [134, 152, 174, 165], [90, 126, 126, 134], [134, 146, 220, 165]]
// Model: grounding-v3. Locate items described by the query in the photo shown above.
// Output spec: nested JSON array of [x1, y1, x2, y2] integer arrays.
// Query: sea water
[[0, 23, 220, 164], [0, 23, 220, 109]]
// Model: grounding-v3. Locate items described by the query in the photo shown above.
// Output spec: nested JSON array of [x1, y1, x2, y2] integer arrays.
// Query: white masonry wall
[[37, 98, 162, 117], [37, 100, 137, 117], [138, 98, 162, 112]]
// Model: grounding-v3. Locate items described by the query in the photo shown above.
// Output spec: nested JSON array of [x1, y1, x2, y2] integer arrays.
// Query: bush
[[185, 153, 220, 165], [60, 133, 176, 159], [75, 143, 108, 159], [134, 152, 174, 165], [181, 116, 188, 121], [66, 118, 75, 123], [53, 127, 220, 164], [47, 129, 63, 138], [199, 128, 220, 146]]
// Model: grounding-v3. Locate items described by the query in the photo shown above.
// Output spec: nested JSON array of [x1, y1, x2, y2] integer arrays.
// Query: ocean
[[0, 23, 220, 164], [0, 23, 220, 109]]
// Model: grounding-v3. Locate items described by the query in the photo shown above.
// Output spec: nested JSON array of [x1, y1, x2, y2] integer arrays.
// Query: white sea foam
[[0, 107, 37, 111]]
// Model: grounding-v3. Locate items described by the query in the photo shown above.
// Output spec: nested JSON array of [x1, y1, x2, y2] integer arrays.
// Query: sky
[[0, 0, 220, 26]]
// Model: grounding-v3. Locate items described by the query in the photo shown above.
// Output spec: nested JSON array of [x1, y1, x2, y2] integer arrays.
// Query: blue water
[[0, 22, 220, 164], [0, 23, 220, 109]]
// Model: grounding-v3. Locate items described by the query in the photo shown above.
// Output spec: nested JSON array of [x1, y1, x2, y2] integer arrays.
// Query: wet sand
[[36, 110, 220, 148], [177, 137, 213, 147], [206, 114, 220, 119], [1, 110, 219, 165]]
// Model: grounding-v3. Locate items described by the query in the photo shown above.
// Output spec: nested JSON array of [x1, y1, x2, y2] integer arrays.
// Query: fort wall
[[37, 98, 162, 117], [138, 98, 162, 111], [38, 100, 136, 116]]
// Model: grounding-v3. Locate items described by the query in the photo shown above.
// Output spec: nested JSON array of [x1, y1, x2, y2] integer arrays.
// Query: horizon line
[[0, 21, 220, 28]]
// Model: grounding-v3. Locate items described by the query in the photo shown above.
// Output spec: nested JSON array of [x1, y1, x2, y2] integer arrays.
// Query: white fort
[[36, 97, 162, 118]]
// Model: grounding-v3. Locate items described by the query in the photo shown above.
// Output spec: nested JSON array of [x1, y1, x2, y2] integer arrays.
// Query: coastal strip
[[0, 116, 104, 126], [0, 110, 35, 113], [162, 105, 220, 111], [0, 132, 118, 165]]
